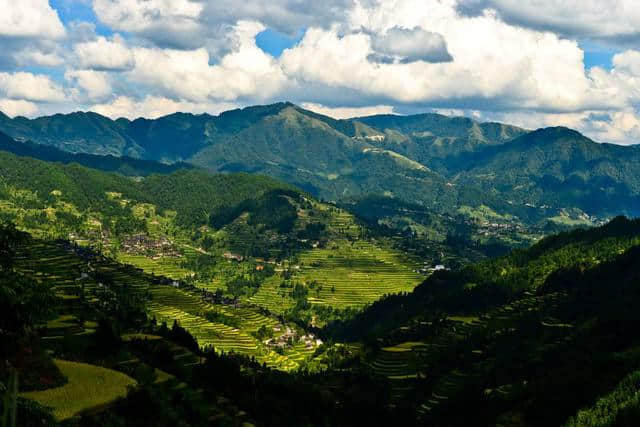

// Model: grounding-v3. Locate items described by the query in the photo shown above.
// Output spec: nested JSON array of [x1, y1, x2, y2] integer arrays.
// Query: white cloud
[[90, 95, 237, 119], [301, 103, 395, 119], [74, 35, 135, 71], [92, 0, 351, 47], [13, 48, 63, 67], [370, 26, 452, 63], [457, 0, 640, 45], [92, 0, 205, 48], [198, 0, 352, 34], [0, 0, 65, 39], [92, 0, 203, 32], [126, 21, 285, 102], [612, 50, 640, 77], [0, 72, 66, 103], [65, 70, 112, 101], [0, 98, 39, 117], [0, 0, 639, 145], [280, 6, 614, 113]]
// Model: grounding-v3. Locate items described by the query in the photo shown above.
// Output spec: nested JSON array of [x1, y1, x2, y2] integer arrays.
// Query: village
[[120, 233, 181, 258], [264, 324, 323, 351]]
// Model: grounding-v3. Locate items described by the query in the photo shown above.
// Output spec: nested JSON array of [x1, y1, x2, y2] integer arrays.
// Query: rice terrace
[[3, 1, 640, 425]]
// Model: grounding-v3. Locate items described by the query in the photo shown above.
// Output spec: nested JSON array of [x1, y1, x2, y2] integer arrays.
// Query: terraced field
[[250, 239, 422, 314], [146, 286, 315, 371], [21, 360, 136, 421], [15, 239, 322, 372], [362, 291, 573, 418], [117, 253, 191, 280]]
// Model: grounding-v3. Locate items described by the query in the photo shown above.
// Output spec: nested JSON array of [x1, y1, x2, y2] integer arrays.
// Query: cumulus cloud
[[0, 0, 65, 39], [126, 21, 285, 102], [13, 48, 64, 67], [457, 0, 640, 45], [280, 2, 616, 113], [90, 95, 237, 119], [92, 0, 206, 49], [0, 72, 66, 103], [65, 70, 112, 101], [369, 26, 452, 63], [198, 0, 353, 34], [613, 50, 640, 77], [92, 0, 352, 46], [74, 35, 135, 71], [301, 102, 395, 119], [0, 99, 39, 117], [1, 0, 639, 145]]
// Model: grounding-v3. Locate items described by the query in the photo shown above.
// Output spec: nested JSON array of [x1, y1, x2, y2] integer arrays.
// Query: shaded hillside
[[0, 131, 193, 176], [0, 110, 139, 157], [453, 127, 640, 218], [0, 148, 298, 230], [322, 216, 640, 425], [325, 216, 640, 341]]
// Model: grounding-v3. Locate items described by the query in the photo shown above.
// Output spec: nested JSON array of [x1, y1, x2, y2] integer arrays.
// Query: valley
[[1, 105, 640, 426]]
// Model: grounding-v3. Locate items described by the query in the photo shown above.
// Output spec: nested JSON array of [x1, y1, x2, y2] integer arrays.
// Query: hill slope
[[453, 127, 640, 218], [2, 104, 639, 224], [323, 216, 640, 424], [0, 148, 424, 357], [0, 130, 193, 176]]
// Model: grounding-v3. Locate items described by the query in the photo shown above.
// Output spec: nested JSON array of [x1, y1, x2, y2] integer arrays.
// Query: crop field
[[146, 285, 316, 371], [15, 240, 322, 372], [21, 359, 136, 421], [6, 191, 424, 372], [250, 239, 422, 314], [117, 252, 192, 279], [299, 240, 422, 307]]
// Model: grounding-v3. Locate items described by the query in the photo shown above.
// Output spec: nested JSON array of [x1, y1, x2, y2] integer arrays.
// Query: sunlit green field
[[250, 239, 422, 314], [5, 188, 421, 372], [21, 360, 136, 421]]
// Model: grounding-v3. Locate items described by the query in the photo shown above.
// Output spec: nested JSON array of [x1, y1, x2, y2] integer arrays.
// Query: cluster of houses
[[416, 263, 449, 275], [121, 234, 181, 258], [264, 325, 323, 350]]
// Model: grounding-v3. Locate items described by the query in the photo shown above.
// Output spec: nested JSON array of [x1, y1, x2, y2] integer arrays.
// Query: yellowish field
[[21, 360, 136, 421]]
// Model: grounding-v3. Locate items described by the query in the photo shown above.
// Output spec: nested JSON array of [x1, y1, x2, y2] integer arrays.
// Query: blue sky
[[49, 0, 112, 36], [0, 0, 639, 145], [581, 42, 617, 70], [255, 29, 305, 58]]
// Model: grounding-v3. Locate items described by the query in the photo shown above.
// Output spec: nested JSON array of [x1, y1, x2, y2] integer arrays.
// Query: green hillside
[[452, 127, 640, 218], [0, 148, 423, 350], [321, 216, 640, 424], [1, 103, 639, 248]]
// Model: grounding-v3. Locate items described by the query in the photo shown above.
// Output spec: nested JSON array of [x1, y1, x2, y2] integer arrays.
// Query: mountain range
[[1, 102, 639, 223]]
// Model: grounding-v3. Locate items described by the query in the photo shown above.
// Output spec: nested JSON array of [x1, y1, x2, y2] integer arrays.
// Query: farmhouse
[[223, 252, 244, 262]]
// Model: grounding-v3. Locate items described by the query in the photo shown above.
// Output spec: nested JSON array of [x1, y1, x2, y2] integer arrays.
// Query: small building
[[223, 252, 244, 262]]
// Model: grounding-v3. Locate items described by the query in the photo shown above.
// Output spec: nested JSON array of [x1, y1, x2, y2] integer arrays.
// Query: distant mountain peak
[[531, 126, 587, 137]]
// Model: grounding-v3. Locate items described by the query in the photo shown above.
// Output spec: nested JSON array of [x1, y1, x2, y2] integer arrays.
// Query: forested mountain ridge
[[0, 130, 193, 176], [1, 103, 639, 225], [451, 127, 640, 218]]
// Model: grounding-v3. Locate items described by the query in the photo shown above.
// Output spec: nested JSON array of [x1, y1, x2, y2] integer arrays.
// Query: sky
[[1, 1, 640, 145]]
